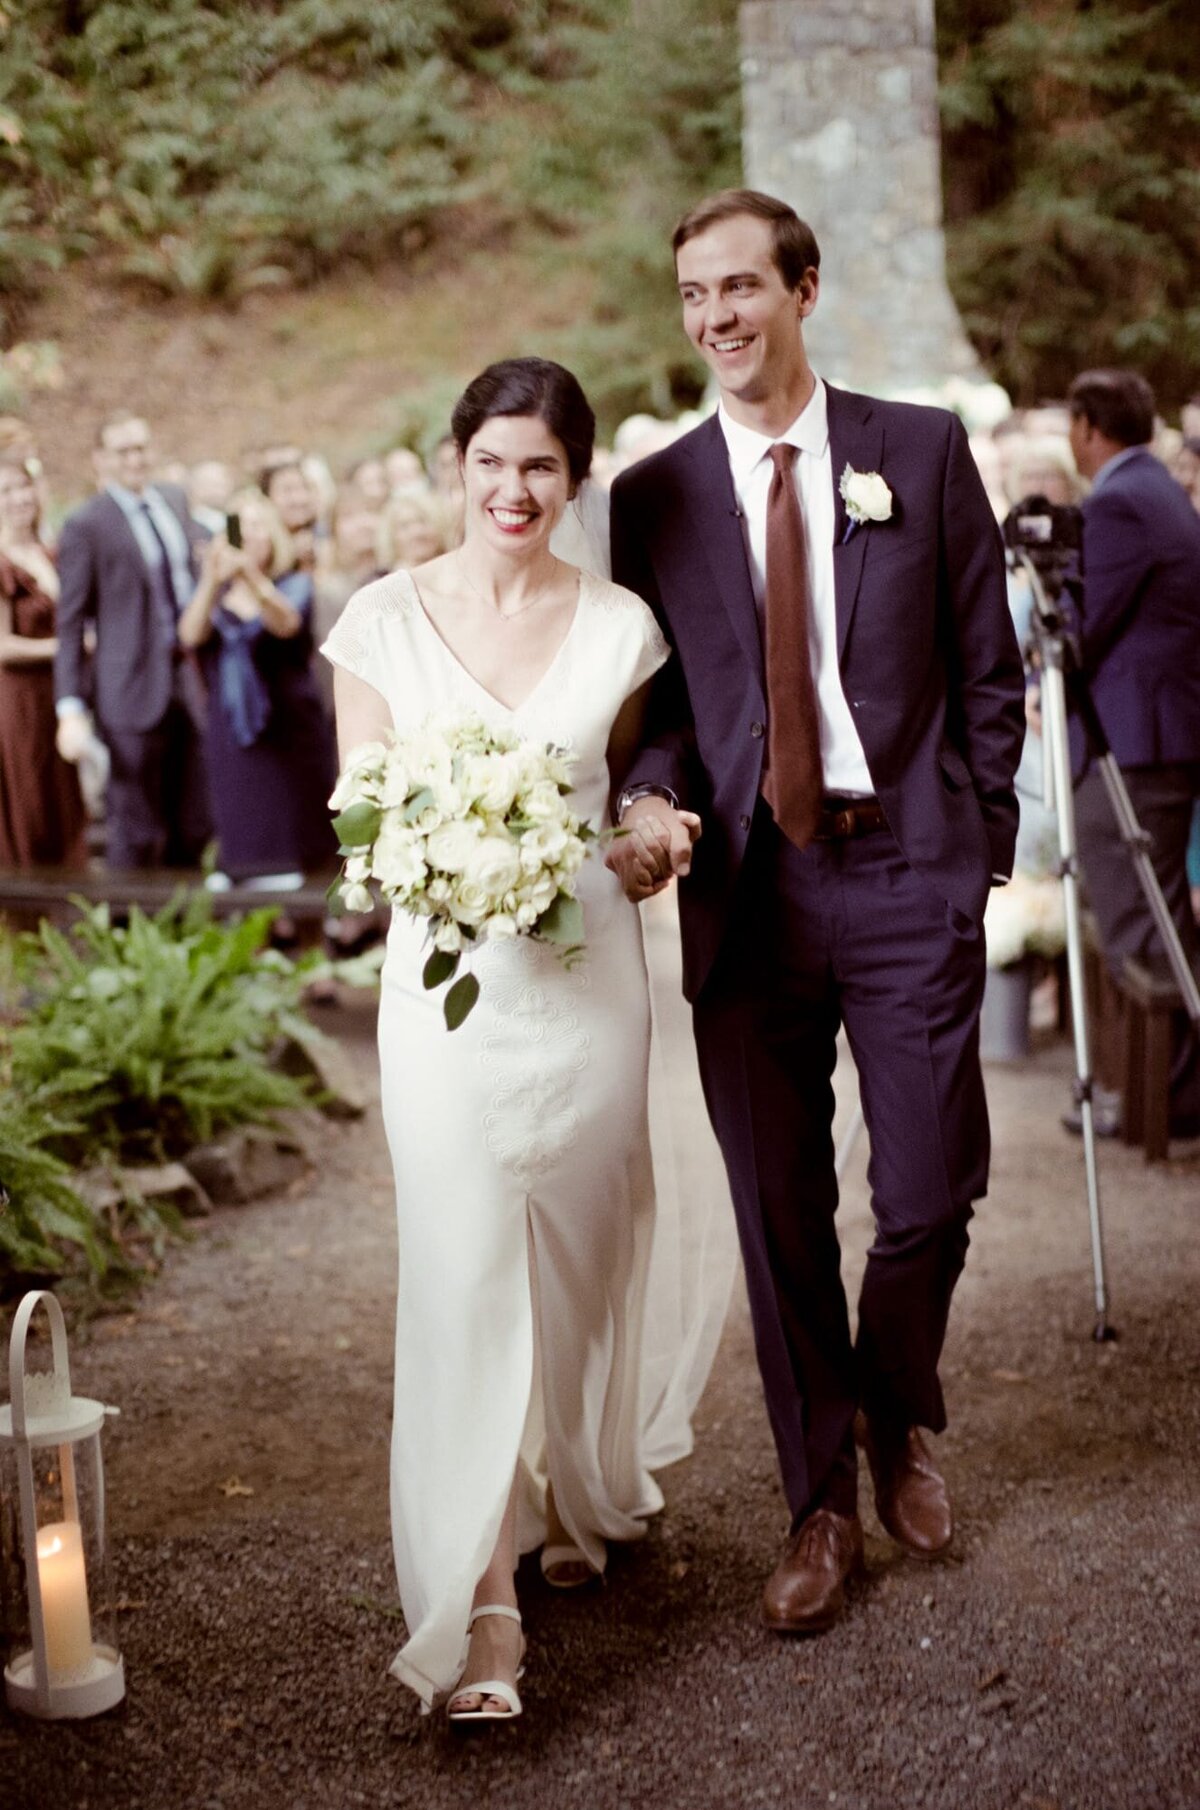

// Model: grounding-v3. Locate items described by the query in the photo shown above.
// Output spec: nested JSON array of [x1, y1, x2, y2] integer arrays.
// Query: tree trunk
[[740, 0, 982, 395]]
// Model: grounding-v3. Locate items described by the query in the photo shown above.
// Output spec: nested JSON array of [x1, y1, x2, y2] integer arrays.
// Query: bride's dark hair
[[450, 358, 595, 491]]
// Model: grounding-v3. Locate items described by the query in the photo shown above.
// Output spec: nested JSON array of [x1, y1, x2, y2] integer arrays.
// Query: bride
[[323, 358, 722, 1723]]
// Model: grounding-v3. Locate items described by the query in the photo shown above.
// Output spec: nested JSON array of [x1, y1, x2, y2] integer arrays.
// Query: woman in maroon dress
[[0, 454, 87, 868]]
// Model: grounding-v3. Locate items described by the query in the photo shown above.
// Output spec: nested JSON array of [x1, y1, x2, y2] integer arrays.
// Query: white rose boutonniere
[[839, 464, 894, 532]]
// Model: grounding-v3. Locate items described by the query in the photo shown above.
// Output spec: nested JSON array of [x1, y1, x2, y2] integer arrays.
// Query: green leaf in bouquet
[[333, 801, 382, 847], [444, 971, 480, 1031], [423, 948, 460, 990], [326, 874, 347, 915], [536, 894, 584, 947], [403, 786, 435, 824]]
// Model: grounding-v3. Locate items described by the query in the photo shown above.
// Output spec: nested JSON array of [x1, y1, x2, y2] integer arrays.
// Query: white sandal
[[446, 1604, 525, 1724], [540, 1543, 597, 1589]]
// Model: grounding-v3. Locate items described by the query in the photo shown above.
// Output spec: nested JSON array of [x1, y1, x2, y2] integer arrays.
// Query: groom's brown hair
[[672, 189, 820, 292]]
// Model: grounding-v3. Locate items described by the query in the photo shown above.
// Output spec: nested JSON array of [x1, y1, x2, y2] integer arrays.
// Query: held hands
[[605, 797, 701, 901]]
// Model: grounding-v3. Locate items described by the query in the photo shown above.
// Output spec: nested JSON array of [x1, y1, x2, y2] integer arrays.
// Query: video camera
[[1002, 494, 1084, 592]]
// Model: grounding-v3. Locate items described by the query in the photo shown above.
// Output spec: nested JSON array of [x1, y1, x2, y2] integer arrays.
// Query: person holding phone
[[178, 488, 335, 886]]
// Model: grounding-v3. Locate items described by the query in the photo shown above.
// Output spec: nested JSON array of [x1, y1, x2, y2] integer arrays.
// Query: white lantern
[[0, 1290, 125, 1718]]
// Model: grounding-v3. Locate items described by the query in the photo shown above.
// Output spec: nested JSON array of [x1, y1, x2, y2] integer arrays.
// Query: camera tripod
[[1021, 552, 1200, 1341]]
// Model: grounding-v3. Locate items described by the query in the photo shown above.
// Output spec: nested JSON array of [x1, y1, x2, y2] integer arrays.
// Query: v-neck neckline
[[403, 566, 585, 715]]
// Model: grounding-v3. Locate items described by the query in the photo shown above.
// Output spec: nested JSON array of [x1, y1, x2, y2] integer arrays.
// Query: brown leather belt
[[811, 797, 888, 840]]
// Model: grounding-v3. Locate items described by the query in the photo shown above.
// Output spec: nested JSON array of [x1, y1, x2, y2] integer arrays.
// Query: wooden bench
[[1081, 911, 1125, 1092], [0, 865, 341, 935], [1118, 956, 1183, 1163]]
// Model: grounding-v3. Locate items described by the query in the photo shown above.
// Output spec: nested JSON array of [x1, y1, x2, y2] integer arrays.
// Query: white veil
[[638, 893, 739, 1467], [554, 485, 739, 1467]]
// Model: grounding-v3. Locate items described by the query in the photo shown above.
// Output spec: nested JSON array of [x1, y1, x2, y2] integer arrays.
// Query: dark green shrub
[[0, 1100, 107, 1283], [7, 897, 317, 1166]]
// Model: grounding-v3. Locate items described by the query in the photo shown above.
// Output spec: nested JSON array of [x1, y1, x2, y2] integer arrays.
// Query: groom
[[607, 190, 1024, 1631]]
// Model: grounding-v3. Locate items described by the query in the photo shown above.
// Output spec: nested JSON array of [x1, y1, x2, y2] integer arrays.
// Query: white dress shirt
[[107, 480, 196, 608], [718, 379, 873, 798]]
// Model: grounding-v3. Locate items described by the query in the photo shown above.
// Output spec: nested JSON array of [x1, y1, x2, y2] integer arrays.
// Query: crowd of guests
[[0, 413, 459, 885], [0, 387, 1197, 926]]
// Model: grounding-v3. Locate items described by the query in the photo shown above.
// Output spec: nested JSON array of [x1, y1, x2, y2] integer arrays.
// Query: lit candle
[[35, 1520, 94, 1679]]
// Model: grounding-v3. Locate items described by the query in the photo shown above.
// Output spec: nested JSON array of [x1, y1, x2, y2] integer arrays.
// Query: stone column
[[740, 0, 981, 393]]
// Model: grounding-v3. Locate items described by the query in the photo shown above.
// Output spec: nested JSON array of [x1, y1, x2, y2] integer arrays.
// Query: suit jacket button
[[750, 720, 764, 738], [739, 813, 752, 831]]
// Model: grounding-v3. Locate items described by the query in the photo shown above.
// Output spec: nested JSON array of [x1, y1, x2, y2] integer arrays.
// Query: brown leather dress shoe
[[762, 1508, 863, 1634], [861, 1422, 953, 1556]]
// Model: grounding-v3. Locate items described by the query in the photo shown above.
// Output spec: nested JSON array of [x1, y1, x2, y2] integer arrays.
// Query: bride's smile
[[462, 414, 571, 555]]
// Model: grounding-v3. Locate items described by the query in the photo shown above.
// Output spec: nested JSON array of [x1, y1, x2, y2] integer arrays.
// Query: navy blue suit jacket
[[1070, 447, 1200, 774], [54, 484, 204, 736], [611, 388, 1025, 1000]]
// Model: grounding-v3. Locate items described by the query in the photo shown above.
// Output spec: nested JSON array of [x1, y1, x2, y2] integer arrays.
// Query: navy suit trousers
[[692, 806, 989, 1524], [102, 688, 211, 871]]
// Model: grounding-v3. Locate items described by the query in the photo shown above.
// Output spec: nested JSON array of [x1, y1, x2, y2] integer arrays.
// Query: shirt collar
[[718, 377, 829, 486], [1090, 444, 1146, 492], [107, 480, 154, 512]]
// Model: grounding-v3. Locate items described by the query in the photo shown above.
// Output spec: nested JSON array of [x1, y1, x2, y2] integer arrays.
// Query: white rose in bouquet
[[464, 834, 523, 899], [521, 820, 570, 866], [461, 751, 521, 817], [425, 817, 485, 874], [371, 818, 427, 894], [523, 779, 569, 823], [451, 878, 492, 929], [329, 740, 387, 811]]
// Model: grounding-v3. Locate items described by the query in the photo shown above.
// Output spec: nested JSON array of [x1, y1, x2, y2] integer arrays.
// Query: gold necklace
[[457, 553, 557, 622]]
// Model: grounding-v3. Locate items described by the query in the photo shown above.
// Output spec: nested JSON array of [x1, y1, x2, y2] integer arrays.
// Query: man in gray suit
[[55, 412, 211, 869]]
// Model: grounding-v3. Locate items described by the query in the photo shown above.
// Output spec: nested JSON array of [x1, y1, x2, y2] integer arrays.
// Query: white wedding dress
[[322, 567, 734, 1709]]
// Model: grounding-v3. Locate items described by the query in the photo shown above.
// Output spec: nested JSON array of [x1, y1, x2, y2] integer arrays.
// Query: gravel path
[[6, 942, 1199, 1810]]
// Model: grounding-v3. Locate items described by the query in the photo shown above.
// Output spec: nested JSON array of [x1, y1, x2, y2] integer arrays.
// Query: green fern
[[0, 1101, 109, 1282], [7, 897, 318, 1166]]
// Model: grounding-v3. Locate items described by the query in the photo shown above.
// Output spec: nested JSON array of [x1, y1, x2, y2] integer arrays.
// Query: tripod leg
[[1039, 658, 1116, 1339], [1091, 754, 1200, 1026]]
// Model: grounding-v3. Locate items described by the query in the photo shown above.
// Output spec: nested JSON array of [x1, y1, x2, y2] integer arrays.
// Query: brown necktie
[[761, 442, 823, 847]]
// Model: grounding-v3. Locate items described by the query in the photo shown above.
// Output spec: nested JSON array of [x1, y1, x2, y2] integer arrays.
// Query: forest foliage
[[0, 0, 1196, 419], [937, 0, 1200, 408], [0, 0, 740, 428]]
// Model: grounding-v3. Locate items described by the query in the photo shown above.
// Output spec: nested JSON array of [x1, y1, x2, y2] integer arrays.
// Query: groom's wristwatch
[[616, 783, 679, 821]]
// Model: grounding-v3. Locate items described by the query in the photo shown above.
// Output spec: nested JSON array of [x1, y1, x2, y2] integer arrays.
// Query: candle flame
[[37, 1531, 65, 1558]]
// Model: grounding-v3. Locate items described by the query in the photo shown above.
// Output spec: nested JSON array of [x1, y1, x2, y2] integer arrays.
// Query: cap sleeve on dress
[[320, 571, 414, 685], [627, 591, 671, 693]]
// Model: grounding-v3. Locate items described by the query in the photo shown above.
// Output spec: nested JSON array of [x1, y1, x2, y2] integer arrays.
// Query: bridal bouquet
[[328, 712, 593, 1027]]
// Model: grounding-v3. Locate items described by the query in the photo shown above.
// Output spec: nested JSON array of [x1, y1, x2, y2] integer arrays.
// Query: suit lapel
[[827, 385, 883, 661], [679, 414, 764, 676]]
